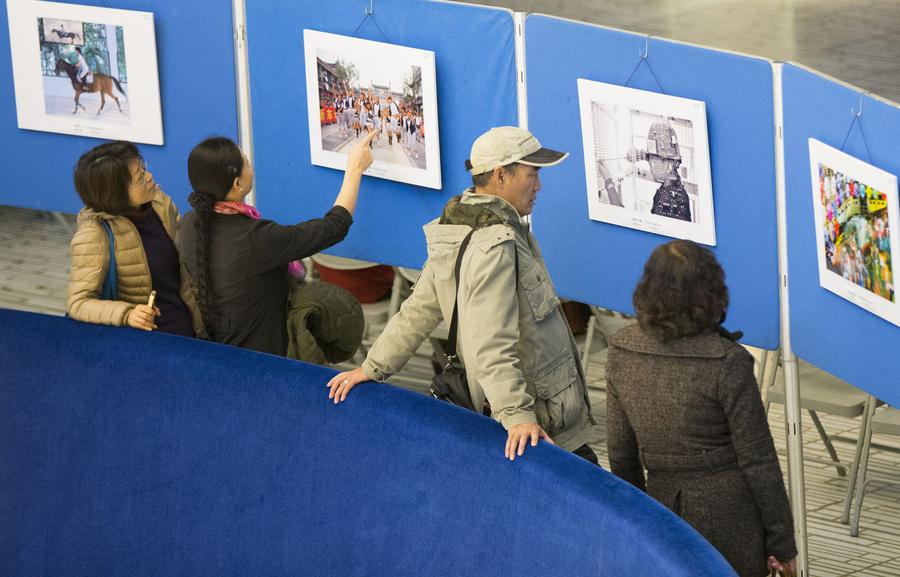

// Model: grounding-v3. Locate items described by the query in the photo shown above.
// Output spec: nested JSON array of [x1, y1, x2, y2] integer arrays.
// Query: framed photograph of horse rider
[[303, 29, 441, 190], [577, 78, 716, 245], [6, 0, 163, 145]]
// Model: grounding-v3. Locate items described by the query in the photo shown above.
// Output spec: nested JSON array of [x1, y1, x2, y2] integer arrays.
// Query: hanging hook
[[352, 0, 387, 40], [840, 90, 872, 161], [851, 91, 864, 118], [640, 35, 650, 59]]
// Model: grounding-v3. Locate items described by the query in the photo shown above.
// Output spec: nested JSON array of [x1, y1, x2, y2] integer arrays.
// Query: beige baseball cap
[[467, 126, 569, 175]]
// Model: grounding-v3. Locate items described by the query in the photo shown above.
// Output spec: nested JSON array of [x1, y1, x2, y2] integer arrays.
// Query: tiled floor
[[472, 0, 900, 105], [2, 202, 898, 576], [0, 207, 72, 316]]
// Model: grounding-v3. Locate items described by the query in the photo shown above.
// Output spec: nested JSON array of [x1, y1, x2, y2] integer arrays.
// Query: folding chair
[[848, 404, 900, 536], [580, 306, 635, 385], [764, 351, 878, 531]]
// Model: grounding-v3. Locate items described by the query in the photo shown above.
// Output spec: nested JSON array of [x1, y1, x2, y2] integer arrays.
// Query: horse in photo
[[50, 27, 81, 43], [54, 58, 126, 115]]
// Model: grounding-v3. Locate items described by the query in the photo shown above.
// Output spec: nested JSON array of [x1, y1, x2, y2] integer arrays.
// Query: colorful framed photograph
[[577, 78, 716, 245], [808, 139, 899, 327], [6, 0, 163, 144], [303, 29, 441, 190]]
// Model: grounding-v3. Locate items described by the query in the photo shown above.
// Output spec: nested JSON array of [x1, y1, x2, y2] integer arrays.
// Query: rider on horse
[[74, 47, 93, 88]]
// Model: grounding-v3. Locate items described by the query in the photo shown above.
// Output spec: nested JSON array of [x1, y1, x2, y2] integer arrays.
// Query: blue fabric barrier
[[0, 0, 238, 214], [525, 15, 780, 349], [0, 309, 735, 576]]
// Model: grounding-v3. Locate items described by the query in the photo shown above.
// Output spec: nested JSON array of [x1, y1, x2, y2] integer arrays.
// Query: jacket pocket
[[519, 260, 559, 322], [428, 243, 457, 281], [531, 353, 580, 435]]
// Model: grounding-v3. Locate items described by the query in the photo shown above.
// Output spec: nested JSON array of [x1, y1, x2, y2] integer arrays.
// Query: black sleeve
[[247, 206, 353, 271]]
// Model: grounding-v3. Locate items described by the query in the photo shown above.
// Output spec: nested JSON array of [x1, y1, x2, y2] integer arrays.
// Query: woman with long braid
[[177, 132, 375, 355]]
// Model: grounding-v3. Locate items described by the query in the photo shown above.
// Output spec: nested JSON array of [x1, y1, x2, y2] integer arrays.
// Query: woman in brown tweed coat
[[605, 240, 797, 577]]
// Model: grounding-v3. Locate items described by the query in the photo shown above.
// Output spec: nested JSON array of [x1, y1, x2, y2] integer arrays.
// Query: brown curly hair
[[633, 240, 728, 341]]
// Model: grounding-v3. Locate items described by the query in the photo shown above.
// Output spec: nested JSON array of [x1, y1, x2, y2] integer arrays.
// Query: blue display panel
[[782, 64, 900, 405], [246, 0, 517, 268], [0, 1, 238, 214], [526, 15, 779, 349]]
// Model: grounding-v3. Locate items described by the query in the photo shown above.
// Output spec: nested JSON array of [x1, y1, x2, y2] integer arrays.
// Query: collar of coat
[[76, 190, 167, 224], [608, 324, 733, 359], [439, 188, 527, 233]]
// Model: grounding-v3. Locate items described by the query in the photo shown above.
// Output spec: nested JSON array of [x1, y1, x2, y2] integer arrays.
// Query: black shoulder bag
[[430, 228, 517, 414]]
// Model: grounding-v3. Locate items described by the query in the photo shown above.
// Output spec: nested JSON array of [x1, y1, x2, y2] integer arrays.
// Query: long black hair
[[186, 137, 243, 337]]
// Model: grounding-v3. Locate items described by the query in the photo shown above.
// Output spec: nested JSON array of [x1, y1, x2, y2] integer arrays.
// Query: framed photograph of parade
[[6, 0, 163, 145], [808, 139, 899, 327], [303, 29, 441, 190], [577, 78, 716, 245]]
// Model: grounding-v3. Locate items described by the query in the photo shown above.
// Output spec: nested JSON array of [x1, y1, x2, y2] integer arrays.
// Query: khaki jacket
[[67, 190, 203, 334], [363, 190, 592, 450]]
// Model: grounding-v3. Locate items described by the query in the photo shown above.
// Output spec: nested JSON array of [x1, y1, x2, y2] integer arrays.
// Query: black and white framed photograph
[[808, 139, 899, 327], [577, 78, 716, 245], [7, 0, 163, 144], [40, 18, 84, 45], [303, 29, 441, 190]]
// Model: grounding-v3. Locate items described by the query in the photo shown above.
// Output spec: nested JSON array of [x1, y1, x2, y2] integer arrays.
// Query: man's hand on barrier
[[327, 367, 370, 403], [505, 422, 554, 461]]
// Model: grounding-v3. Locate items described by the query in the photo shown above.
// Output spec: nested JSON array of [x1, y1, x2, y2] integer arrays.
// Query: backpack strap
[[98, 220, 118, 301], [444, 227, 518, 367]]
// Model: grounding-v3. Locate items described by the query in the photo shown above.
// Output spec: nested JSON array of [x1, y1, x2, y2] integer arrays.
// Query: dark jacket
[[286, 280, 364, 365], [606, 324, 796, 577], [177, 206, 352, 356]]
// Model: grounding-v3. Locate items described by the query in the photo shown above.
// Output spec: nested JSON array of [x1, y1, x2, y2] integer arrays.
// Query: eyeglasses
[[129, 161, 148, 188]]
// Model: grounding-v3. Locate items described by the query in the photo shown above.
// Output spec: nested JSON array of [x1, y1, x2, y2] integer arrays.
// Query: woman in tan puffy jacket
[[67, 141, 203, 337]]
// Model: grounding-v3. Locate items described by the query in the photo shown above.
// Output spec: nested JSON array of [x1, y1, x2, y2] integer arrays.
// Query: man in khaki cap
[[328, 126, 596, 463]]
